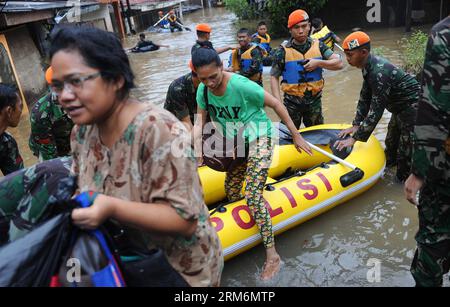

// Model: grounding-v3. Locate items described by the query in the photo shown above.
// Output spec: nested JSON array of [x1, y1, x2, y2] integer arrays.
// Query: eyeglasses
[[50, 72, 101, 95]]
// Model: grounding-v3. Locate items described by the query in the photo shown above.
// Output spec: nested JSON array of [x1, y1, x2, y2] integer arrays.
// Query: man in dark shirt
[[164, 65, 200, 131], [0, 84, 24, 176]]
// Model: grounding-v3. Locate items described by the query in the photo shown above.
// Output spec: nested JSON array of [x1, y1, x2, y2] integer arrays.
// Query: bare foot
[[260, 256, 281, 281]]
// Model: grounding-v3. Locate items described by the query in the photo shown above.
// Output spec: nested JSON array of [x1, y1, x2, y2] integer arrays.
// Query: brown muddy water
[[7, 7, 448, 286]]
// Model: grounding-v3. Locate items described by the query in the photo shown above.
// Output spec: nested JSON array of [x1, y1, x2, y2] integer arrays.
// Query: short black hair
[[192, 48, 222, 70], [311, 18, 323, 29], [49, 25, 135, 101], [139, 33, 145, 39], [197, 30, 209, 38], [237, 28, 250, 36], [257, 21, 267, 28], [0, 84, 18, 111]]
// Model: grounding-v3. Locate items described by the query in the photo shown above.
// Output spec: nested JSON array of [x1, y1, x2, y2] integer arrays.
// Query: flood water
[[7, 7, 448, 286]]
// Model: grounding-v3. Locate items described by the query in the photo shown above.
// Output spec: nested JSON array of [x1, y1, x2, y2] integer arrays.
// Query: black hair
[[237, 28, 250, 36], [191, 70, 198, 78], [197, 30, 209, 38], [257, 21, 267, 28], [311, 18, 323, 29], [0, 84, 18, 111], [49, 25, 135, 101], [191, 48, 222, 70], [352, 43, 371, 52], [139, 33, 145, 39]]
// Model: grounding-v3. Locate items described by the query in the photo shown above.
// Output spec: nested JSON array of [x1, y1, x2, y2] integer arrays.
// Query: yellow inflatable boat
[[200, 124, 386, 261]]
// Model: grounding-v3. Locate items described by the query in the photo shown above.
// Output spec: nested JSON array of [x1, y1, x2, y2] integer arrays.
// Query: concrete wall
[[4, 26, 47, 108], [315, 0, 447, 31], [80, 4, 114, 32]]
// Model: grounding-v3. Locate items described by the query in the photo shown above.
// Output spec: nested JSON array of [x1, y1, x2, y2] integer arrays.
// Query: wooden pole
[[125, 0, 134, 34], [112, 0, 125, 39], [405, 0, 412, 32]]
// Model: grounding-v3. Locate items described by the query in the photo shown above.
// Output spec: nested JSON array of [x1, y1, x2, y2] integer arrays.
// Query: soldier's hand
[[334, 137, 356, 151], [404, 174, 423, 206], [303, 59, 322, 72], [338, 126, 359, 138]]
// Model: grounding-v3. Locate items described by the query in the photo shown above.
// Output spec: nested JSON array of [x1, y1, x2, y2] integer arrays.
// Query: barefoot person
[[192, 48, 312, 280]]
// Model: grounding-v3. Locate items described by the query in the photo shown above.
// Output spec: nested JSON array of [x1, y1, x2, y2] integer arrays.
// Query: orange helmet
[[196, 23, 212, 33], [343, 31, 371, 51], [45, 67, 53, 84], [288, 9, 309, 29]]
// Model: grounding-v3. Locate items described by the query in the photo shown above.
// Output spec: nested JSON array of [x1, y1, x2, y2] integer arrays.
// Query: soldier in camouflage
[[0, 84, 24, 176], [0, 156, 75, 244], [29, 91, 74, 161], [191, 23, 233, 55], [164, 70, 200, 130], [270, 9, 343, 129], [335, 31, 420, 182], [404, 16, 450, 287], [226, 28, 265, 87]]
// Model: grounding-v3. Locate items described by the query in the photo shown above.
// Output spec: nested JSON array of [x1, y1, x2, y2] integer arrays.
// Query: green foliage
[[266, 0, 328, 36], [225, 0, 328, 37], [398, 30, 428, 78], [224, 0, 253, 20]]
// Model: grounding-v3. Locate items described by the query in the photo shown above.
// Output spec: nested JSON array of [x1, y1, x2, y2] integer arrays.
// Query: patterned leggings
[[224, 137, 274, 248]]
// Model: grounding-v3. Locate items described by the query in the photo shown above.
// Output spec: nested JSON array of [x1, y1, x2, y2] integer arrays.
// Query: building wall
[[315, 0, 447, 31], [4, 26, 47, 108]]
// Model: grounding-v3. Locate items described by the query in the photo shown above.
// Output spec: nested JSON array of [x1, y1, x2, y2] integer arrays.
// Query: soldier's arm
[[270, 47, 284, 102], [411, 30, 450, 180], [29, 107, 57, 161], [352, 79, 372, 126], [0, 134, 24, 175], [163, 84, 190, 123], [352, 95, 387, 142], [315, 41, 343, 70], [240, 48, 263, 78]]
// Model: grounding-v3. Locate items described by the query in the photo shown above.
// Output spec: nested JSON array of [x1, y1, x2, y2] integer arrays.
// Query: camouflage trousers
[[384, 108, 416, 182], [0, 157, 76, 244], [411, 183, 450, 287], [283, 94, 324, 129]]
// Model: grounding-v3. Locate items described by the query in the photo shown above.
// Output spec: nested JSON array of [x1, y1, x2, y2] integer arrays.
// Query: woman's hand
[[293, 134, 313, 156], [71, 194, 115, 230]]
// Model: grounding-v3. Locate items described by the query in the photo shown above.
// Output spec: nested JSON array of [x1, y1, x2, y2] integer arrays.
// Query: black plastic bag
[[0, 212, 73, 287]]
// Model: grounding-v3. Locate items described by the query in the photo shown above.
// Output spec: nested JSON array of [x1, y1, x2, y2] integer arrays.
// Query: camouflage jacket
[[270, 37, 334, 104], [411, 17, 450, 193], [164, 73, 198, 125], [352, 54, 420, 142], [0, 132, 24, 176], [0, 156, 75, 243], [191, 40, 214, 55], [234, 44, 265, 81], [29, 93, 74, 161]]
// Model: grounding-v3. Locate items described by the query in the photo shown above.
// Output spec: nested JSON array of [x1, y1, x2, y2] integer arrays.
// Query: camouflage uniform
[[0, 156, 75, 244], [252, 34, 273, 66], [29, 93, 74, 161], [191, 40, 214, 55], [271, 37, 334, 128], [409, 17, 450, 287], [234, 44, 265, 87], [0, 132, 24, 176], [351, 54, 420, 182], [164, 72, 198, 125]]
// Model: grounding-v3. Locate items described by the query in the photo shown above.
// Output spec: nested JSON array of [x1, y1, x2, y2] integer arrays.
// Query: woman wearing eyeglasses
[[49, 25, 223, 287]]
